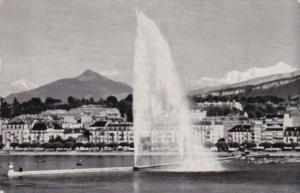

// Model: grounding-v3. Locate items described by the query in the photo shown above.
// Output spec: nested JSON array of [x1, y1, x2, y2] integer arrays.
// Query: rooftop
[[90, 121, 107, 127], [285, 127, 300, 132], [228, 125, 252, 132]]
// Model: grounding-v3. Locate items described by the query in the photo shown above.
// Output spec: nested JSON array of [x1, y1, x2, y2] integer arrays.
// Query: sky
[[0, 0, 300, 93]]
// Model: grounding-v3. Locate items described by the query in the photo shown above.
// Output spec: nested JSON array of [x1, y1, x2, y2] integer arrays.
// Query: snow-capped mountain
[[192, 62, 297, 89]]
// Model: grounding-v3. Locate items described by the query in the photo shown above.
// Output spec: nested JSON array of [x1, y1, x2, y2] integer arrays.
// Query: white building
[[1, 121, 31, 146], [201, 115, 249, 141], [228, 125, 253, 144], [29, 122, 64, 143], [264, 114, 293, 143], [284, 127, 300, 144], [192, 120, 225, 144], [89, 121, 133, 145], [63, 128, 86, 142], [253, 120, 266, 144]]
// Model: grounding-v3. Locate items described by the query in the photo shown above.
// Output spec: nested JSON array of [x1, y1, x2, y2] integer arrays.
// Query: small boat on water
[[37, 159, 46, 163], [76, 160, 83, 166]]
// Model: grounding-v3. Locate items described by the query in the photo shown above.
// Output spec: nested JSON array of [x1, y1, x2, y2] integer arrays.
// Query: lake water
[[0, 155, 299, 193]]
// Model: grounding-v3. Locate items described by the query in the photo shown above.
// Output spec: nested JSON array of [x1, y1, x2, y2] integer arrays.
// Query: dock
[[7, 163, 133, 178]]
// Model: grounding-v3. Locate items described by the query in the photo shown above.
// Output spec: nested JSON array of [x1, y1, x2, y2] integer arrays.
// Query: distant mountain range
[[5, 70, 132, 103], [191, 68, 300, 99], [190, 62, 296, 91]]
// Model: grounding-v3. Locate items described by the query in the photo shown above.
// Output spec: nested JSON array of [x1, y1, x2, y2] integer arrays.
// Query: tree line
[[211, 139, 299, 152], [191, 95, 287, 119], [2, 136, 134, 151], [0, 94, 133, 121]]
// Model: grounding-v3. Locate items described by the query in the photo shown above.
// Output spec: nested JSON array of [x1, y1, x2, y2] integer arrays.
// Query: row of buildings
[[1, 102, 300, 150], [191, 103, 299, 145], [0, 105, 134, 149]]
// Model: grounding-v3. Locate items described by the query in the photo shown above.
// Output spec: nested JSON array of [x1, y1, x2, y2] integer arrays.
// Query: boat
[[76, 160, 83, 166], [37, 159, 46, 163]]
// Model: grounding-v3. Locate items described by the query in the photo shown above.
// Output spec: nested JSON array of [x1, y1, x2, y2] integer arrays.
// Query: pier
[[7, 163, 133, 178]]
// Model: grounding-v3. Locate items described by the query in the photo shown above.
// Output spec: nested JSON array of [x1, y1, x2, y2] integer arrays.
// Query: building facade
[[284, 127, 300, 144], [89, 121, 133, 145], [228, 125, 253, 144], [0, 121, 31, 146]]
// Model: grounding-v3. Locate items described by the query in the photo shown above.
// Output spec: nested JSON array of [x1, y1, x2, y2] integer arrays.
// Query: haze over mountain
[[5, 70, 132, 103]]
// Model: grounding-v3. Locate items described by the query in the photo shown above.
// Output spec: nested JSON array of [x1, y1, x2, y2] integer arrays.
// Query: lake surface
[[0, 155, 299, 193]]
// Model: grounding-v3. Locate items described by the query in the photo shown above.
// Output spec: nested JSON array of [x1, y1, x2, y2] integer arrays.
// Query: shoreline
[[0, 151, 134, 156], [0, 151, 299, 157]]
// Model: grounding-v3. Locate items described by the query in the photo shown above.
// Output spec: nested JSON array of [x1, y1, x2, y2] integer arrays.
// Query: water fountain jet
[[133, 10, 223, 172]]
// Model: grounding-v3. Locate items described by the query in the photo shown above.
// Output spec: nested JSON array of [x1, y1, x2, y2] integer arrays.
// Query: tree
[[117, 96, 133, 122], [0, 143, 4, 150], [19, 142, 30, 149], [82, 129, 92, 142], [107, 143, 118, 150], [215, 138, 228, 152], [242, 141, 257, 149], [45, 97, 62, 106], [0, 99, 11, 118], [96, 142, 105, 150], [64, 141, 75, 150], [83, 143, 92, 148], [129, 143, 134, 148], [124, 94, 132, 103], [30, 143, 41, 148], [50, 136, 64, 143], [228, 142, 240, 148], [65, 137, 76, 143], [105, 96, 118, 107], [10, 142, 19, 150], [272, 142, 286, 150], [89, 97, 95, 104], [259, 142, 272, 149], [75, 142, 83, 149], [67, 96, 76, 106], [11, 97, 21, 117], [52, 142, 64, 149], [287, 142, 299, 150]]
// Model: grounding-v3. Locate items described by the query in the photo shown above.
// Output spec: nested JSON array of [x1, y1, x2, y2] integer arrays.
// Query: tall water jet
[[133, 10, 223, 171]]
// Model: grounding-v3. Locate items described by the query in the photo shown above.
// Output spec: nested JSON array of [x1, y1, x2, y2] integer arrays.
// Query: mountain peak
[[77, 69, 105, 81], [81, 69, 99, 76], [5, 69, 132, 102]]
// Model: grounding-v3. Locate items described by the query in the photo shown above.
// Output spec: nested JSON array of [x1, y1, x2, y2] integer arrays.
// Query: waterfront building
[[89, 121, 133, 144], [63, 128, 87, 142], [29, 122, 64, 143], [284, 127, 300, 144], [201, 115, 249, 141], [228, 125, 253, 143], [264, 114, 293, 143], [253, 120, 266, 144], [192, 120, 225, 144], [0, 121, 31, 146]]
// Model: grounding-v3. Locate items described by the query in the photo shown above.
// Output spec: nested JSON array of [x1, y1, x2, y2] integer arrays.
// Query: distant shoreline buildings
[[0, 100, 300, 151]]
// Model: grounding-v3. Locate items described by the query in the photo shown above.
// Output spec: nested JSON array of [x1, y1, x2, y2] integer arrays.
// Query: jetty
[[7, 163, 133, 178]]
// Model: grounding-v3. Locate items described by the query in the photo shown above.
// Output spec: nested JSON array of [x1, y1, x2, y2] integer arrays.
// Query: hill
[[6, 70, 132, 102]]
